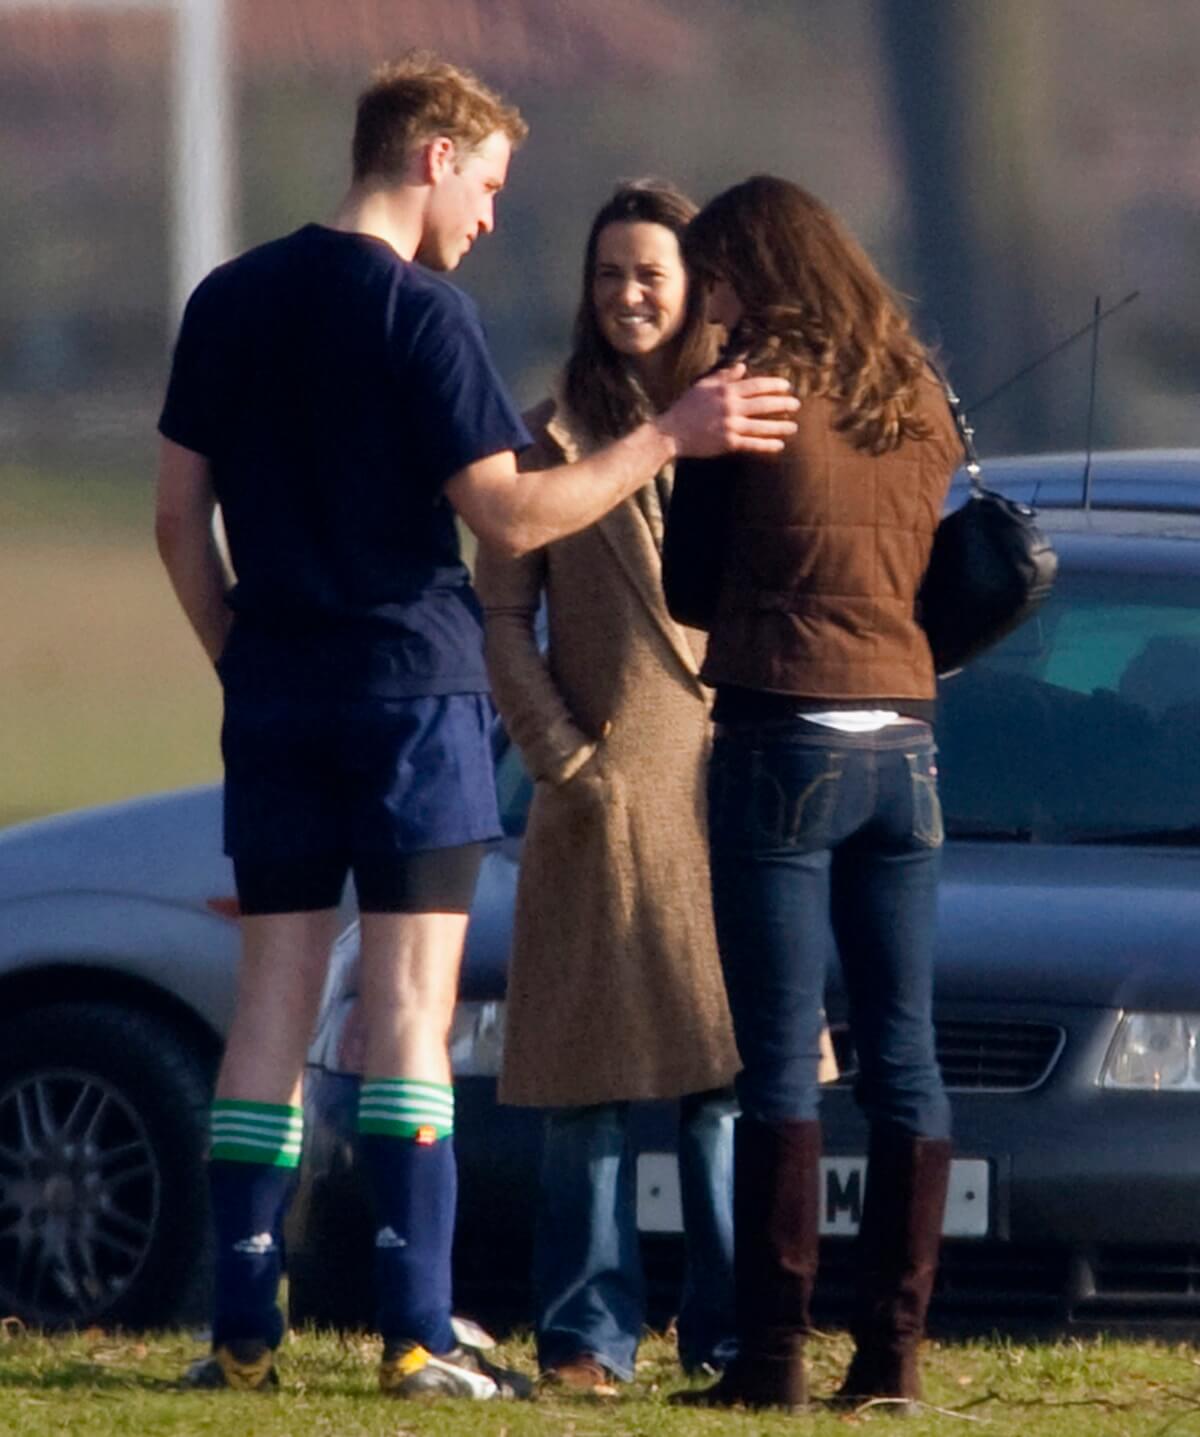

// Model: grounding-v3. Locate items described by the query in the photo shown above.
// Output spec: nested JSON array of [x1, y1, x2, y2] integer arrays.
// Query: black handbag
[[918, 377, 1058, 677]]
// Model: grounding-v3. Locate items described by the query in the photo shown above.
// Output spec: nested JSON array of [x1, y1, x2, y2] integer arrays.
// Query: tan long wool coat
[[475, 398, 740, 1108]]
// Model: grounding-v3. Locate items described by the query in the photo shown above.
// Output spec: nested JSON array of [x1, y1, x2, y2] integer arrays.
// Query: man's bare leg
[[359, 910, 469, 1080], [217, 909, 342, 1102]]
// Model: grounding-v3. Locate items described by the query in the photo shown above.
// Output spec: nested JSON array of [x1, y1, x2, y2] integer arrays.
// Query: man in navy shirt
[[156, 52, 795, 1401]]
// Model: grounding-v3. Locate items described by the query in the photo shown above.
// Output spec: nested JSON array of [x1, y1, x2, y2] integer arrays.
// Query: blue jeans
[[707, 721, 951, 1140], [533, 1092, 737, 1380]]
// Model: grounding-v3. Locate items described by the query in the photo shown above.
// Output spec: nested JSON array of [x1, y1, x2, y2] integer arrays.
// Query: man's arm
[[154, 437, 232, 665], [446, 365, 797, 558]]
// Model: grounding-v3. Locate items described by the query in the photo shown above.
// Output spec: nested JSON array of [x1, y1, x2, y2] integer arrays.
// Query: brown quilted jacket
[[700, 372, 962, 704]]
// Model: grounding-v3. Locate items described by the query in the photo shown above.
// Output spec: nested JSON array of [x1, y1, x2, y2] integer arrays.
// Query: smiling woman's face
[[591, 220, 689, 361]]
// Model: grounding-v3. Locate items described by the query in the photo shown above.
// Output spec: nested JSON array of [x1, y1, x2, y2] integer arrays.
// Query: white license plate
[[636, 1153, 989, 1238]]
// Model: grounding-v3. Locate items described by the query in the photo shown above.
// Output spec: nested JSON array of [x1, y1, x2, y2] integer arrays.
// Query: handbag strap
[[929, 361, 984, 496]]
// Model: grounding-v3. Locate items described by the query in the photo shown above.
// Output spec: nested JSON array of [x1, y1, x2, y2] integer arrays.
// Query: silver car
[[0, 752, 514, 1329], [0, 786, 234, 1326]]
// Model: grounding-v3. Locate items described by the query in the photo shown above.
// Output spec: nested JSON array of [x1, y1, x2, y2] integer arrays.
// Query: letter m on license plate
[[821, 1157, 989, 1238]]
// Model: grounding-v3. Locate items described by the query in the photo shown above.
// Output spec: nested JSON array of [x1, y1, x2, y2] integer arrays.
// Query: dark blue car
[[291, 449, 1200, 1334]]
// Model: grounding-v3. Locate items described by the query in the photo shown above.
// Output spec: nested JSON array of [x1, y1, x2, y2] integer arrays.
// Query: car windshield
[[937, 567, 1200, 844], [490, 568, 1200, 848]]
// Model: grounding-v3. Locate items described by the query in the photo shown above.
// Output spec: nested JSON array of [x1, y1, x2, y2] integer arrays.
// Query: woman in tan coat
[[474, 180, 740, 1389]]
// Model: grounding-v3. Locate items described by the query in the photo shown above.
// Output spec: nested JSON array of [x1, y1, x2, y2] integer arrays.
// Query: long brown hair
[[684, 176, 931, 454], [564, 180, 719, 442]]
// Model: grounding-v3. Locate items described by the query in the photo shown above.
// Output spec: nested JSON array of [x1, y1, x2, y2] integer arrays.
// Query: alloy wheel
[[0, 1070, 161, 1324]]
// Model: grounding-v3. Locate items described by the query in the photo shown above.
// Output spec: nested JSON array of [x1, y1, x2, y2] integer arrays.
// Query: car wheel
[[0, 1002, 215, 1329]]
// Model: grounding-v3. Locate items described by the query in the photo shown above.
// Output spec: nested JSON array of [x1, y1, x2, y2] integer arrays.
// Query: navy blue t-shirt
[[159, 224, 531, 697]]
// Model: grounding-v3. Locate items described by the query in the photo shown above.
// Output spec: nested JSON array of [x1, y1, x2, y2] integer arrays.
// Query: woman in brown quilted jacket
[[664, 176, 963, 1413]]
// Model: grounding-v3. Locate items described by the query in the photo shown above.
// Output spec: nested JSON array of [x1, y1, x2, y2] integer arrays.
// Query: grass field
[[0, 463, 483, 828], [1, 1328, 1199, 1436], [1, 464, 223, 827]]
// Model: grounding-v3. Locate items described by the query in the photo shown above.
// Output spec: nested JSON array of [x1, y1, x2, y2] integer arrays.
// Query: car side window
[[937, 568, 1200, 843]]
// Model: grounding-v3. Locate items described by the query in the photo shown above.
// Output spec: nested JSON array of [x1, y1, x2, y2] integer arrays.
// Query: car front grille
[[647, 1237, 1076, 1322], [818, 1240, 1074, 1317], [936, 1019, 1065, 1090], [645, 1238, 1200, 1327], [1092, 1247, 1200, 1304], [832, 1019, 1064, 1092]]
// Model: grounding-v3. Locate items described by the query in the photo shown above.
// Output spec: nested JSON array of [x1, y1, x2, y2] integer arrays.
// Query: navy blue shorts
[[221, 691, 501, 913]]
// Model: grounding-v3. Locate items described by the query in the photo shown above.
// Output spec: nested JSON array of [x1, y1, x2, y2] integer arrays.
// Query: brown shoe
[[539, 1355, 616, 1393]]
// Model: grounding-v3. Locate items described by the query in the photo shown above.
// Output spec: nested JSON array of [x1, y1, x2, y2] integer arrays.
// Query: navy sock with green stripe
[[358, 1078, 457, 1353], [208, 1100, 302, 1349]]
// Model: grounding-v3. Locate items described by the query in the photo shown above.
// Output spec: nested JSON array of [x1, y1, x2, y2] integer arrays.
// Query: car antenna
[[967, 290, 1139, 415], [1081, 295, 1102, 513]]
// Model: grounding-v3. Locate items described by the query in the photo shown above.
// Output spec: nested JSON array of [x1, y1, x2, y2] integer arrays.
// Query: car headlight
[[1100, 1013, 1200, 1090]]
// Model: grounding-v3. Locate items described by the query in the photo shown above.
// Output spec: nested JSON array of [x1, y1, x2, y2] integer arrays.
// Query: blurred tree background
[[1, 0, 1197, 822]]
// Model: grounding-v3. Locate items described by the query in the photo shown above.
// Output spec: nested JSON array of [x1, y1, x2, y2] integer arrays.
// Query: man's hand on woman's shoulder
[[655, 363, 799, 459]]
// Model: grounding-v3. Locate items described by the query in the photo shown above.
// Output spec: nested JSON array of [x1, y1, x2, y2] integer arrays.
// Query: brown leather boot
[[836, 1125, 951, 1412], [674, 1116, 820, 1412]]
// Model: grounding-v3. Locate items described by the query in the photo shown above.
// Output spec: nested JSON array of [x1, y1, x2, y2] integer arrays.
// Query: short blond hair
[[352, 51, 528, 182]]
